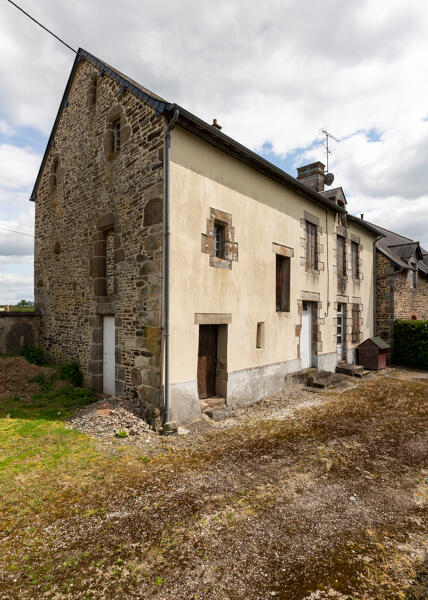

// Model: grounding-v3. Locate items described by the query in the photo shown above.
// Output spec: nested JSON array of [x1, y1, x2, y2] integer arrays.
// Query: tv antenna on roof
[[320, 128, 340, 173]]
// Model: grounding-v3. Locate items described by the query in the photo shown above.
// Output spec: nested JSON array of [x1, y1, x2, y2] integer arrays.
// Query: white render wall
[[168, 127, 375, 423]]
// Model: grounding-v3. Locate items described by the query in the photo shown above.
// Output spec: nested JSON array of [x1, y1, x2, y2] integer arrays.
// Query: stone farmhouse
[[30, 49, 381, 424], [372, 223, 428, 347]]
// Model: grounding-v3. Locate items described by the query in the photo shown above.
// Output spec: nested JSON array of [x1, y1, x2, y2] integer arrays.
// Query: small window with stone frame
[[214, 221, 226, 259], [112, 119, 121, 153], [337, 235, 347, 277], [306, 221, 318, 271], [351, 303, 360, 342], [409, 261, 418, 288], [351, 241, 359, 279]]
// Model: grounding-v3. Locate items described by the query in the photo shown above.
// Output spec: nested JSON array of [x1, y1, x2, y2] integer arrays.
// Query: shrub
[[393, 320, 428, 369], [30, 373, 53, 392], [20, 344, 48, 366], [59, 362, 83, 387]]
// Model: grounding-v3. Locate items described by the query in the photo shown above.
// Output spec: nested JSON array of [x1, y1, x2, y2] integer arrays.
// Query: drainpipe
[[163, 108, 179, 425], [372, 234, 383, 336], [324, 208, 330, 318]]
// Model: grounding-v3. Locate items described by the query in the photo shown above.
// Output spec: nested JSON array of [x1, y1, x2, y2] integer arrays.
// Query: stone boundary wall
[[0, 313, 41, 355]]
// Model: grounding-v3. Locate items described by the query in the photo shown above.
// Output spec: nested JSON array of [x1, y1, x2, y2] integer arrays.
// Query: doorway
[[197, 325, 218, 398], [103, 316, 115, 395], [336, 303, 346, 361], [300, 302, 312, 369]]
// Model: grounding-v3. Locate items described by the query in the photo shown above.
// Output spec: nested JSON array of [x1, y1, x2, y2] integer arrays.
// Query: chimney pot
[[212, 118, 222, 130], [360, 213, 364, 220]]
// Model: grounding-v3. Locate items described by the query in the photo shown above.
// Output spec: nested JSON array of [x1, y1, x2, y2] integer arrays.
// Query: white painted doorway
[[103, 316, 115, 396], [336, 304, 346, 361], [300, 302, 312, 369]]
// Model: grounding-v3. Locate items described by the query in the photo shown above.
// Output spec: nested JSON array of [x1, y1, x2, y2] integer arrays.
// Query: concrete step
[[354, 369, 371, 378], [205, 407, 234, 421]]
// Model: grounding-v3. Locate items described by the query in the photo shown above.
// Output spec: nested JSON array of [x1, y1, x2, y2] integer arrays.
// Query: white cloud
[[0, 144, 41, 189], [0, 119, 15, 136], [0, 0, 427, 279]]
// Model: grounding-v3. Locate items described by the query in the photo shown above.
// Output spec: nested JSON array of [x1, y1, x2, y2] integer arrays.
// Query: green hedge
[[393, 320, 428, 369]]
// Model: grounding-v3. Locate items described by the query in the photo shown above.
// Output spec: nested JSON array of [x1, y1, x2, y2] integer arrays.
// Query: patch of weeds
[[137, 455, 150, 463], [20, 343, 48, 366], [116, 430, 128, 438], [30, 373, 54, 393], [154, 577, 164, 586], [59, 362, 83, 387]]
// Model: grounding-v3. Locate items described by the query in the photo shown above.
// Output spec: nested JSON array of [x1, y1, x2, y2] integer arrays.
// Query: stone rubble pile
[[68, 397, 154, 440]]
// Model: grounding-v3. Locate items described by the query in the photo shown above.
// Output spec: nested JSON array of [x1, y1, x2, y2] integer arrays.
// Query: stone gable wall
[[394, 269, 428, 321], [34, 57, 165, 413], [376, 249, 428, 349], [376, 251, 395, 345]]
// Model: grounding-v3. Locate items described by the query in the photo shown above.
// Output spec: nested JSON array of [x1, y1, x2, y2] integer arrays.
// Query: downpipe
[[163, 108, 179, 425], [372, 234, 383, 336]]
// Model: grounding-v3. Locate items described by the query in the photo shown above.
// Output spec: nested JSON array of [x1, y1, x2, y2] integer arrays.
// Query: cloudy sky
[[1, 0, 427, 303]]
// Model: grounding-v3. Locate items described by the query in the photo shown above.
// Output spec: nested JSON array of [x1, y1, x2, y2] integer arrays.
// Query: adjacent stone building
[[31, 49, 380, 424], [371, 223, 428, 347]]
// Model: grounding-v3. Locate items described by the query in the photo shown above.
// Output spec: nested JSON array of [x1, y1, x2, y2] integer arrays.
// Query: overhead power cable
[[6, 0, 77, 54], [0, 225, 34, 237]]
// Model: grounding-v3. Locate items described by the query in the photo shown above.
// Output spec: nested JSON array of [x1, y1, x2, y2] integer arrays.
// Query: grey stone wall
[[376, 250, 428, 349], [0, 313, 41, 355], [34, 57, 165, 414]]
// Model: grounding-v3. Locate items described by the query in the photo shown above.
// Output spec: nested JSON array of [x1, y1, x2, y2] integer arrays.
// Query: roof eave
[[166, 103, 346, 215], [347, 214, 384, 238]]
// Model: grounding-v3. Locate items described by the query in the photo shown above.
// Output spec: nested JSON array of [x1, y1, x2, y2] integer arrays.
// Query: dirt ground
[[0, 359, 427, 599]]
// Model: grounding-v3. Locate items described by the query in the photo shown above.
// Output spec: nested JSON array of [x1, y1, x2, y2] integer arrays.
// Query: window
[[256, 322, 265, 349], [52, 158, 59, 188], [105, 230, 115, 296], [306, 221, 318, 270], [88, 73, 98, 107], [112, 119, 121, 153], [351, 241, 359, 279], [337, 235, 347, 277], [352, 303, 360, 342], [214, 222, 226, 258], [409, 261, 418, 288], [276, 255, 290, 312]]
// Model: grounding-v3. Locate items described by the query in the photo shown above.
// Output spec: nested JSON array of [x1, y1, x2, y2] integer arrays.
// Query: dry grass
[[0, 358, 427, 599]]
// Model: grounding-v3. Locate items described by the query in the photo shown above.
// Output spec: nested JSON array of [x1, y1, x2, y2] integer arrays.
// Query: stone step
[[354, 369, 371, 378], [205, 407, 234, 421], [336, 364, 365, 376], [201, 396, 226, 412]]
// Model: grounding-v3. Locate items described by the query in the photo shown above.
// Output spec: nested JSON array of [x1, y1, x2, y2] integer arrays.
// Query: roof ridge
[[364, 219, 413, 242]]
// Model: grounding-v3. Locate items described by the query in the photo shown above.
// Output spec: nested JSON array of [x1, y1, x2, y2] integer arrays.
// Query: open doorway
[[197, 324, 228, 400]]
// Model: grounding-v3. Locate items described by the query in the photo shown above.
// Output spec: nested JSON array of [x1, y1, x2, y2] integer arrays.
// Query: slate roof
[[365, 221, 428, 275], [27, 48, 378, 240]]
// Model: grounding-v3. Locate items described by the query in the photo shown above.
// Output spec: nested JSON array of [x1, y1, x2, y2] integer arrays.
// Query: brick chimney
[[297, 161, 326, 192]]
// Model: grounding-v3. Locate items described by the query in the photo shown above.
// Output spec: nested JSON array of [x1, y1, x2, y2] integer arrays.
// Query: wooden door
[[197, 325, 218, 399]]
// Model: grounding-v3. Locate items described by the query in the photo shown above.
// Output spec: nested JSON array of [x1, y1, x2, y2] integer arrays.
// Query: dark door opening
[[197, 325, 218, 399]]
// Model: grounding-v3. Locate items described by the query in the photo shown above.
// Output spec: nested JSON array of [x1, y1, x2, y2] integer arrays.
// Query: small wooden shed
[[357, 336, 390, 370]]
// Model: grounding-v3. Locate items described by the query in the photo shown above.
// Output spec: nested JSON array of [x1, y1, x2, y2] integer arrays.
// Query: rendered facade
[[31, 49, 379, 424]]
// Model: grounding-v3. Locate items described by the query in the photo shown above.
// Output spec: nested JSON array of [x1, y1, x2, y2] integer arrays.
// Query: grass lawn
[[0, 357, 427, 599]]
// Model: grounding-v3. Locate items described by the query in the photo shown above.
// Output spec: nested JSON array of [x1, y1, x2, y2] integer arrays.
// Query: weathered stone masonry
[[376, 250, 428, 348], [34, 57, 166, 413]]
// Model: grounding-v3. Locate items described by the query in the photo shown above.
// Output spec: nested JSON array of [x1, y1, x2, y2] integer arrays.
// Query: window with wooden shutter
[[351, 241, 359, 279], [276, 255, 290, 312], [352, 303, 359, 342], [337, 235, 346, 277], [306, 221, 318, 270]]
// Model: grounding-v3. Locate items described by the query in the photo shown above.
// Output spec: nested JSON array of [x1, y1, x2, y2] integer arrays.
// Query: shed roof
[[359, 336, 390, 350]]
